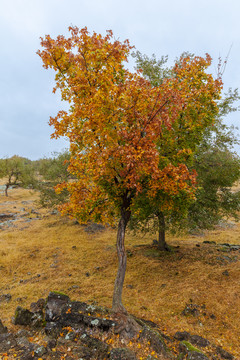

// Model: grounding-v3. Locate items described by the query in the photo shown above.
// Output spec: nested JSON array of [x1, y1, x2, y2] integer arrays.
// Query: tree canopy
[[38, 26, 222, 317], [0, 156, 35, 196], [131, 51, 240, 248], [35, 150, 72, 208]]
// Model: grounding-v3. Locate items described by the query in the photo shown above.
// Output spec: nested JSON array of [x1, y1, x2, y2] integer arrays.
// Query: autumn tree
[[0, 156, 35, 196], [131, 52, 240, 249], [38, 27, 222, 320]]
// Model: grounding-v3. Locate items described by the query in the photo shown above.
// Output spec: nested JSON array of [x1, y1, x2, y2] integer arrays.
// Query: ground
[[0, 184, 240, 358]]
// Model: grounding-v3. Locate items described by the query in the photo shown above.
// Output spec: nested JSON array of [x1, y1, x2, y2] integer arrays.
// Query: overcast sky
[[1, 0, 240, 160]]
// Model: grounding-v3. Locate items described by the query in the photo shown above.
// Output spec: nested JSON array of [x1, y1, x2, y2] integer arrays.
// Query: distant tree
[[131, 52, 240, 249], [0, 156, 35, 196], [38, 26, 222, 321], [36, 150, 72, 208]]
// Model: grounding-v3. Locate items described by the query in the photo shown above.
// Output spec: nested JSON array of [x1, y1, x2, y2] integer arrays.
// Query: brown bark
[[112, 196, 143, 337], [157, 212, 169, 251], [112, 202, 131, 314]]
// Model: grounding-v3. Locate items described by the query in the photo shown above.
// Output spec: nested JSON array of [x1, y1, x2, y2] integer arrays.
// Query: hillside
[[0, 185, 239, 359]]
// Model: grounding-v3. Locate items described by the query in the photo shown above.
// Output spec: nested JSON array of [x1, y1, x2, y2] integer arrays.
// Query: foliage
[[131, 51, 240, 244], [0, 155, 35, 196], [38, 26, 222, 313], [187, 136, 240, 232], [132, 50, 171, 86], [36, 150, 72, 208]]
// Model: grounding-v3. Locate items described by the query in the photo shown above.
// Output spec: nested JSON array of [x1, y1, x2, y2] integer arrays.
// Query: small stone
[[126, 250, 133, 257], [16, 297, 27, 303], [65, 331, 76, 341], [47, 338, 57, 350], [84, 223, 105, 233], [174, 331, 190, 341], [210, 314, 216, 320], [0, 294, 12, 303], [34, 345, 47, 357], [182, 304, 200, 317], [126, 284, 134, 289], [222, 270, 229, 276]]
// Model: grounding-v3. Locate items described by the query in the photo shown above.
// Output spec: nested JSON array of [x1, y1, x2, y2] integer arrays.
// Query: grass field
[[0, 186, 240, 358]]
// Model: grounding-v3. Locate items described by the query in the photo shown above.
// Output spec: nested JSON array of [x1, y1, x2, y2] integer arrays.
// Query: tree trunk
[[157, 212, 169, 251], [112, 198, 142, 338], [5, 184, 9, 197], [112, 205, 131, 314]]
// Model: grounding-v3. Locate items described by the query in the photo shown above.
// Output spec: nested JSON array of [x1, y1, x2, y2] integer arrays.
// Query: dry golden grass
[[0, 187, 240, 358]]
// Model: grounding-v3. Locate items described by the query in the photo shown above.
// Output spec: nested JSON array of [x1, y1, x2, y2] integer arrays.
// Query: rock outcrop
[[0, 292, 235, 360]]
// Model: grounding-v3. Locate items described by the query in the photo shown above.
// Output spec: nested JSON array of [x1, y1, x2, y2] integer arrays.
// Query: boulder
[[79, 332, 110, 359], [179, 341, 209, 360], [60, 310, 116, 331], [109, 347, 137, 359], [190, 335, 210, 348], [30, 297, 45, 313], [139, 325, 167, 356], [1, 292, 236, 360], [188, 352, 209, 360], [45, 291, 70, 322], [0, 333, 17, 352], [216, 346, 234, 360], [0, 319, 8, 334], [45, 321, 62, 338], [72, 344, 95, 358], [14, 306, 34, 325], [13, 305, 44, 328]]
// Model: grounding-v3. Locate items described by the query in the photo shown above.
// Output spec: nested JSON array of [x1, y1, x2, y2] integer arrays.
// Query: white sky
[[0, 0, 240, 159]]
